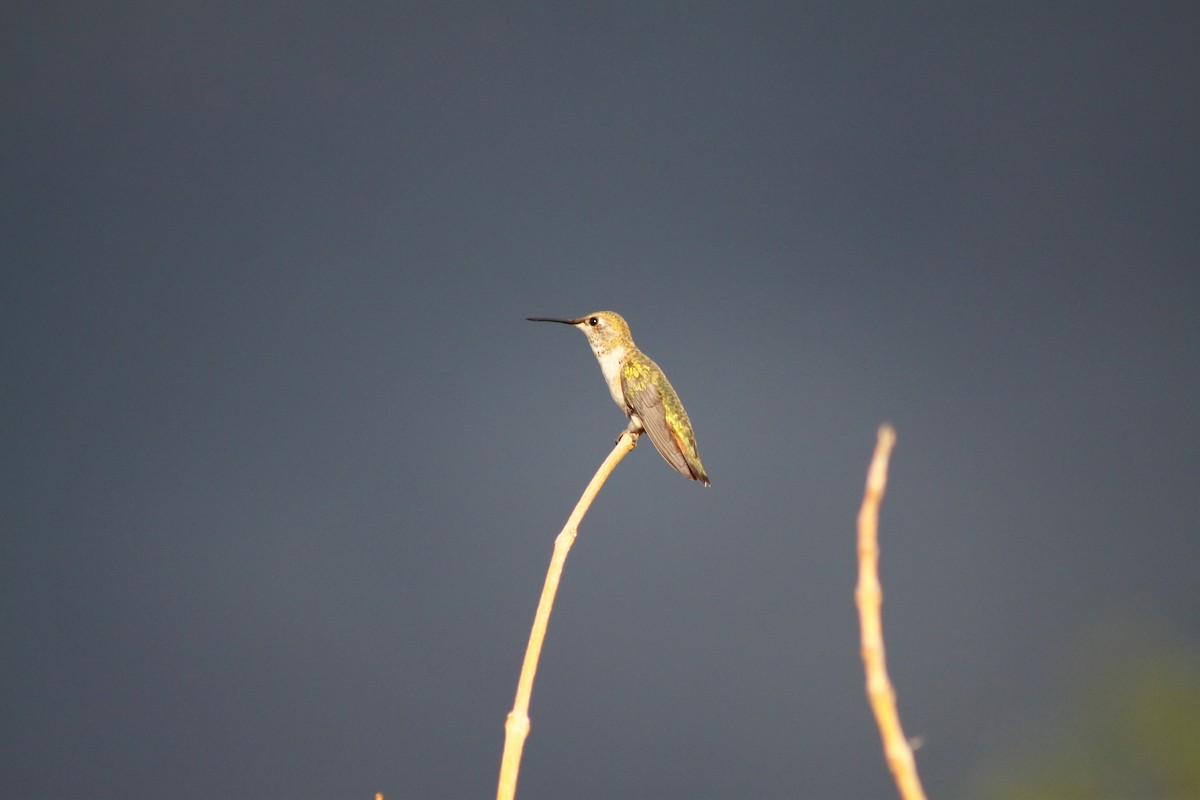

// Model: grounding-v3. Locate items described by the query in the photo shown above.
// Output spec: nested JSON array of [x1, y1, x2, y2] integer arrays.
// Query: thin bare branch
[[497, 431, 639, 800], [856, 424, 927, 800]]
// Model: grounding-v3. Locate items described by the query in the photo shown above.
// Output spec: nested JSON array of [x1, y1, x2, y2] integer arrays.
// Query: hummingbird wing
[[621, 367, 706, 483]]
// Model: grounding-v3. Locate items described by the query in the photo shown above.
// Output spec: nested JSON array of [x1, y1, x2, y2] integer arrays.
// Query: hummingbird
[[527, 311, 710, 487]]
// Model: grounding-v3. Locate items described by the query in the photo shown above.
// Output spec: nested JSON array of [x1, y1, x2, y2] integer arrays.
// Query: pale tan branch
[[497, 431, 639, 800], [856, 424, 927, 800]]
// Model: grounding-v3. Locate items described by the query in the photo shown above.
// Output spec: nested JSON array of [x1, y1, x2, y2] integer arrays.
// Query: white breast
[[593, 345, 627, 408]]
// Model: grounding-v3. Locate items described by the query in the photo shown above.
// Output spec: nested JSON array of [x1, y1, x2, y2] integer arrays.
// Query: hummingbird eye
[[588, 317, 599, 326]]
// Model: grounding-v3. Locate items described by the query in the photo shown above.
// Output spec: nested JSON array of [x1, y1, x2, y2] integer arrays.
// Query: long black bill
[[526, 316, 582, 325]]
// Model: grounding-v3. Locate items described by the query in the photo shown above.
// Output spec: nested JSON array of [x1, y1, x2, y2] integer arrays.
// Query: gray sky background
[[3, 3, 1198, 798]]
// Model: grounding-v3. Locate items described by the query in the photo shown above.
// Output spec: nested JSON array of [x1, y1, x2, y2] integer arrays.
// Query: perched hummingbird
[[527, 311, 710, 487]]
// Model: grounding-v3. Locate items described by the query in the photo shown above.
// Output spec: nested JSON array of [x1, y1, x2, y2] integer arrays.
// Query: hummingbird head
[[526, 311, 633, 353]]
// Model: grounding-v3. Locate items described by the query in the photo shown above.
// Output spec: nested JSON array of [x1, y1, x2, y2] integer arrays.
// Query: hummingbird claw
[[615, 429, 640, 447]]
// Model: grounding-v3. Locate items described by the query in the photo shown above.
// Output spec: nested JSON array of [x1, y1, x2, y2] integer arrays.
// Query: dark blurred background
[[3, 3, 1198, 798]]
